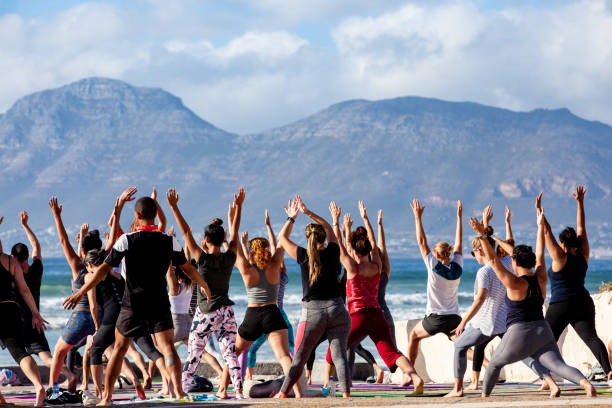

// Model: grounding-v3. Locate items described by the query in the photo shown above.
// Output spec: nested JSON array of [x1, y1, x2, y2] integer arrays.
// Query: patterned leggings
[[182, 306, 242, 392]]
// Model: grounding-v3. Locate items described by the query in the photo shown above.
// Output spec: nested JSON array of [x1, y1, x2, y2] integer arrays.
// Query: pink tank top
[[346, 264, 381, 314]]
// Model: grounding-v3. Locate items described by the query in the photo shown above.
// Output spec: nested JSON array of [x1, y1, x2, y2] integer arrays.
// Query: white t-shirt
[[468, 256, 513, 336], [423, 252, 463, 315]]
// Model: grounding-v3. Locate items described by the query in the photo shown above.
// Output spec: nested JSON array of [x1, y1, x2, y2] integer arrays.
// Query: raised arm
[[359, 201, 381, 267], [227, 187, 245, 251], [470, 217, 523, 290], [278, 199, 299, 260], [504, 205, 514, 243], [11, 258, 48, 333], [572, 185, 589, 261], [377, 210, 391, 275], [77, 223, 89, 258], [454, 200, 463, 254], [19, 211, 41, 261], [535, 207, 548, 296], [265, 210, 277, 254], [330, 202, 356, 272], [238, 230, 254, 270], [105, 188, 136, 253], [297, 195, 337, 245], [48, 197, 81, 276], [410, 199, 430, 258], [536, 192, 566, 271], [166, 188, 203, 261], [151, 187, 167, 232], [166, 263, 180, 296]]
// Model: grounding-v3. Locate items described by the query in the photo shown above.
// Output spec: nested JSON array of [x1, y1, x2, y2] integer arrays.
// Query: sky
[[1, 0, 611, 134]]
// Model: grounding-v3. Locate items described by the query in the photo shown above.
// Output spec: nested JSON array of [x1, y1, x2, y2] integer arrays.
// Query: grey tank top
[[246, 266, 279, 304], [72, 265, 91, 310]]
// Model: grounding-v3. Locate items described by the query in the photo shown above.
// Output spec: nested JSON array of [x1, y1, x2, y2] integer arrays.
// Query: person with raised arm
[[47, 197, 104, 403], [539, 187, 612, 381], [0, 216, 49, 406], [222, 190, 297, 398], [63, 191, 211, 405], [446, 205, 558, 398], [326, 201, 423, 393], [377, 209, 395, 343], [275, 196, 351, 398], [407, 199, 463, 369], [245, 210, 295, 381], [167, 187, 243, 399], [11, 211, 79, 391], [471, 200, 596, 398]]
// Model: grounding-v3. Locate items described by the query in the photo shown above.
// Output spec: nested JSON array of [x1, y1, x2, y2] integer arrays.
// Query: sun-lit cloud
[[1, 0, 612, 134]]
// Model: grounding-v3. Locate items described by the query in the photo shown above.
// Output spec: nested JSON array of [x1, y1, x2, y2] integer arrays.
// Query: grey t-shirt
[[196, 250, 236, 314]]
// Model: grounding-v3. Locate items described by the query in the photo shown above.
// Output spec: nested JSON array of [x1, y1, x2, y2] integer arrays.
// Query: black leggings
[[473, 334, 503, 372], [545, 296, 611, 373], [133, 334, 163, 362], [91, 303, 121, 365], [348, 341, 377, 372], [306, 335, 327, 371], [0, 303, 29, 363]]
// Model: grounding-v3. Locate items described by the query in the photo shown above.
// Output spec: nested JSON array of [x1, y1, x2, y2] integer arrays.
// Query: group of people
[[0, 184, 610, 406]]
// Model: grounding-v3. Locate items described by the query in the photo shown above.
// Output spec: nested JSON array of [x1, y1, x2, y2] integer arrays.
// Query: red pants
[[326, 308, 402, 371]]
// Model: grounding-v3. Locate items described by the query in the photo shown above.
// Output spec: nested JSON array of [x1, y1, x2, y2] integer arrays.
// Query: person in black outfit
[[538, 187, 612, 381], [63, 190, 212, 404]]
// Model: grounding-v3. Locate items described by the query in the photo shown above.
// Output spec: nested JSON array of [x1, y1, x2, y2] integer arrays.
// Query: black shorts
[[422, 313, 461, 339], [116, 306, 173, 338], [238, 304, 288, 341], [24, 326, 50, 355]]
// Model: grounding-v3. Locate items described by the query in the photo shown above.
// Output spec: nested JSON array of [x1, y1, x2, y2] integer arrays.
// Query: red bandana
[[134, 225, 162, 232]]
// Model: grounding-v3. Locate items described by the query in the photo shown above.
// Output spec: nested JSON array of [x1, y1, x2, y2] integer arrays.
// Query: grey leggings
[[454, 326, 550, 380], [280, 298, 351, 394], [483, 320, 586, 395]]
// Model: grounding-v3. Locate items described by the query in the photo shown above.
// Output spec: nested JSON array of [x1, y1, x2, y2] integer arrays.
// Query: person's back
[[346, 263, 380, 314], [505, 274, 544, 328], [246, 266, 279, 305], [548, 252, 588, 302], [297, 242, 342, 301], [196, 251, 235, 313]]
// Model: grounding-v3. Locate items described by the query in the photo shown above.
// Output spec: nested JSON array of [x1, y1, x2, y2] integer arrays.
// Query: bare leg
[[323, 363, 335, 388], [201, 349, 223, 378], [467, 371, 480, 390], [98, 330, 132, 406], [267, 329, 301, 398], [395, 356, 423, 395], [407, 322, 430, 366], [539, 375, 560, 398], [153, 329, 187, 400], [147, 360, 156, 389], [245, 367, 254, 381], [20, 356, 46, 407], [444, 378, 464, 398], [373, 362, 384, 383], [126, 344, 151, 389], [306, 369, 312, 385], [48, 338, 74, 388]]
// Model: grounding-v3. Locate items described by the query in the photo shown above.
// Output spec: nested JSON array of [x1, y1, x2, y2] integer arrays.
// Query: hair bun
[[484, 226, 494, 237], [88, 230, 100, 237], [211, 218, 223, 226]]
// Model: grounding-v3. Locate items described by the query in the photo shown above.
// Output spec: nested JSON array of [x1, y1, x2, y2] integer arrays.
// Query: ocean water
[[1, 257, 611, 367]]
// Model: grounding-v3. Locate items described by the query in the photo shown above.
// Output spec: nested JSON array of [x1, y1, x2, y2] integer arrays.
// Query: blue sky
[[1, 0, 611, 133]]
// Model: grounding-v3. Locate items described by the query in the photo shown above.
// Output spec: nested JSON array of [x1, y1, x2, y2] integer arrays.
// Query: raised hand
[[535, 192, 543, 210], [120, 187, 138, 205], [75, 233, 80, 244], [265, 210, 271, 226], [48, 197, 62, 216], [166, 188, 179, 207], [377, 209, 383, 226], [284, 199, 299, 219], [19, 211, 29, 226], [295, 195, 307, 214], [168, 226, 176, 237], [572, 185, 587, 203], [80, 223, 89, 238], [410, 199, 425, 218], [537, 207, 545, 225], [235, 187, 246, 206], [457, 200, 463, 218], [482, 205, 492, 228], [151, 187, 157, 201], [329, 202, 341, 223], [469, 217, 486, 235], [241, 231, 249, 248], [358, 200, 367, 219], [343, 213, 353, 229], [505, 205, 511, 223], [103, 232, 110, 240]]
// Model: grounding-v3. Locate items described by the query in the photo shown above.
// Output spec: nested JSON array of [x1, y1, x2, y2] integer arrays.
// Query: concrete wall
[[391, 292, 612, 383]]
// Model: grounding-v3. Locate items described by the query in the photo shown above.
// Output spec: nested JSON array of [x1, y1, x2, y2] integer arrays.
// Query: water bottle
[[51, 382, 60, 398], [328, 377, 336, 398]]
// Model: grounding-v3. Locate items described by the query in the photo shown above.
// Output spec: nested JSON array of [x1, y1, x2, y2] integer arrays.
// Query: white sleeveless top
[[170, 282, 192, 314]]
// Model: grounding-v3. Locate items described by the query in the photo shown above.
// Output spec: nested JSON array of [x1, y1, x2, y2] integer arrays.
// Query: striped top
[[277, 268, 288, 309], [468, 256, 513, 336]]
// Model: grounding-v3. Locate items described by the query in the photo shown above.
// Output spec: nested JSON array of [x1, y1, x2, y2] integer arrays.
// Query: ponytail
[[305, 224, 326, 286]]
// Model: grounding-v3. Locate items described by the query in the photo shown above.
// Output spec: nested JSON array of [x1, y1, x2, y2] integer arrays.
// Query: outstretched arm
[[265, 210, 277, 255], [359, 201, 381, 267], [573, 186, 589, 261], [296, 195, 337, 245], [228, 187, 245, 252], [410, 199, 430, 258], [19, 212, 41, 261], [278, 199, 299, 260], [536, 192, 566, 271], [77, 223, 89, 259], [167, 188, 203, 261], [330, 202, 356, 272], [48, 197, 81, 277], [11, 259, 48, 333], [377, 210, 391, 276], [535, 207, 548, 297], [105, 187, 136, 254], [504, 205, 514, 243], [151, 187, 167, 232], [454, 200, 463, 254]]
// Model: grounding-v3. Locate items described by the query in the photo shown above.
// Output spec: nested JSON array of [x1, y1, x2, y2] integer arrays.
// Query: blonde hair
[[305, 224, 326, 286], [433, 241, 454, 261], [249, 237, 271, 270]]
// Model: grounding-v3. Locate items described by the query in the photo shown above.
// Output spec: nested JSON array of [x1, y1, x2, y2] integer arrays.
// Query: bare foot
[[35, 386, 46, 407], [585, 383, 597, 398], [342, 392, 350, 398], [376, 367, 384, 384], [94, 387, 103, 398], [481, 393, 490, 398], [400, 374, 413, 387], [412, 377, 424, 395], [97, 398, 113, 406], [143, 375, 152, 390], [444, 389, 464, 398], [274, 392, 287, 398], [466, 381, 478, 390], [539, 382, 550, 391], [548, 383, 560, 398], [216, 389, 228, 399]]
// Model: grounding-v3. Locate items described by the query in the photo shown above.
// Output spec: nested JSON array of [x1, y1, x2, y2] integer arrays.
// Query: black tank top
[[505, 274, 544, 328], [73, 265, 91, 310], [0, 256, 17, 302], [548, 252, 589, 303], [95, 274, 122, 310]]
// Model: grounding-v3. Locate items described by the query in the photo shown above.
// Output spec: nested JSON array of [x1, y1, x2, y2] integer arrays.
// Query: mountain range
[[1, 78, 611, 257]]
